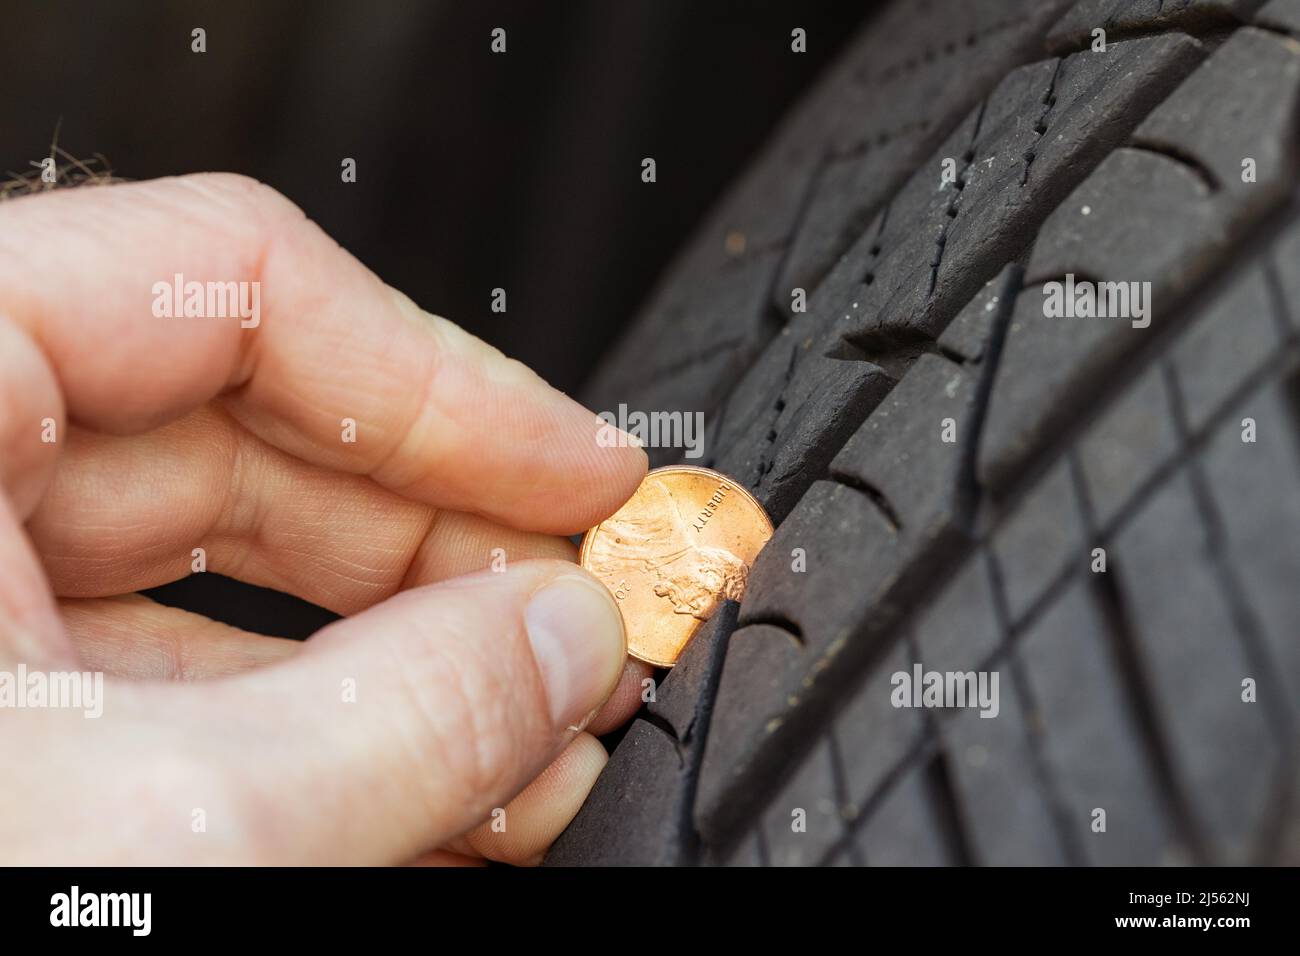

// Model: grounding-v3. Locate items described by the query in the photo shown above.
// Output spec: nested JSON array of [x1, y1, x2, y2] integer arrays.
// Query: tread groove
[[1020, 58, 1066, 187], [675, 603, 741, 864], [1262, 257, 1296, 340], [829, 470, 905, 531], [928, 96, 989, 298], [860, 197, 893, 287], [1087, 549, 1210, 863], [957, 265, 1023, 519], [925, 750, 976, 866], [738, 614, 805, 645], [1125, 138, 1221, 192], [1068, 449, 1207, 863], [825, 730, 866, 865], [906, 632, 977, 866], [983, 548, 1085, 865], [1162, 359, 1295, 742], [752, 342, 801, 488], [829, 324, 937, 379], [814, 735, 938, 864]]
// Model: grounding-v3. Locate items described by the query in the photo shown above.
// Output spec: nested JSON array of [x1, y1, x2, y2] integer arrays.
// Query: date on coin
[[579, 466, 773, 667]]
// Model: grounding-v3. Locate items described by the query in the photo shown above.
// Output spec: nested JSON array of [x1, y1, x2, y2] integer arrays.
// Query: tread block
[[914, 555, 1004, 676], [1049, 0, 1265, 52], [695, 623, 808, 842], [937, 672, 1070, 864], [834, 103, 986, 341], [719, 109, 988, 501], [1026, 153, 1264, 298], [544, 720, 687, 866], [1257, 0, 1300, 33], [1020, 578, 1186, 864], [1112, 469, 1280, 863], [1132, 27, 1300, 204], [1168, 266, 1282, 433], [838, 35, 1200, 352], [584, 0, 1079, 443], [935, 35, 1202, 332], [732, 36, 1199, 512], [646, 600, 739, 743], [833, 640, 925, 812], [1078, 365, 1180, 531], [1202, 378, 1300, 712], [829, 353, 978, 548], [707, 349, 1000, 836], [937, 264, 1020, 363], [711, 329, 809, 463], [793, 0, 1070, 161], [856, 761, 959, 865], [852, 0, 1075, 93], [777, 144, 917, 305], [981, 30, 1300, 489], [715, 34, 1200, 514], [792, 90, 999, 363], [760, 739, 847, 866], [979, 151, 1217, 489], [1271, 219, 1300, 330], [548, 599, 728, 864], [782, 0, 1078, 290], [705, 350, 1009, 843], [738, 479, 900, 649], [991, 460, 1087, 624], [745, 356, 895, 523], [712, 330, 894, 523], [804, 0, 1075, 311], [1025, 149, 1218, 285]]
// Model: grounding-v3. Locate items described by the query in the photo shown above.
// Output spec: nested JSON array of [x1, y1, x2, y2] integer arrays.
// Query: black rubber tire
[[548, 0, 1300, 866]]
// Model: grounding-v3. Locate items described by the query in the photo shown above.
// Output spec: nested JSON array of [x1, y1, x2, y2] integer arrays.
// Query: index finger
[[0, 173, 645, 533]]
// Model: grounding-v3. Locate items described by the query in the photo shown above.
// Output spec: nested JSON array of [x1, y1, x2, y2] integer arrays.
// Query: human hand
[[0, 173, 650, 865]]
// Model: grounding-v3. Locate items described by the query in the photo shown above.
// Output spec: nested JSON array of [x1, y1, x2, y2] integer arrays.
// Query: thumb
[[201, 559, 626, 863]]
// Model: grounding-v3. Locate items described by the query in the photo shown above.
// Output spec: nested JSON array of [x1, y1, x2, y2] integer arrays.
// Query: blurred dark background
[[2, 0, 870, 636], [5, 0, 869, 392]]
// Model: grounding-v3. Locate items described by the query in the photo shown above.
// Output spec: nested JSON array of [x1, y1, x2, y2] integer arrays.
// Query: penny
[[579, 465, 773, 667]]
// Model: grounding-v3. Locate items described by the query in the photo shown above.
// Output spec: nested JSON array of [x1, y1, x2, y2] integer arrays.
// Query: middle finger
[[28, 404, 575, 613]]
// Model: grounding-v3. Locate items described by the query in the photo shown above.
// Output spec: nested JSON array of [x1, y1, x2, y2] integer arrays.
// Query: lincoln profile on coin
[[588, 476, 749, 621]]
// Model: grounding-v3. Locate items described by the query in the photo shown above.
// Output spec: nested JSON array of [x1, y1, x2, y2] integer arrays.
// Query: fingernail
[[525, 575, 626, 727], [566, 706, 601, 735]]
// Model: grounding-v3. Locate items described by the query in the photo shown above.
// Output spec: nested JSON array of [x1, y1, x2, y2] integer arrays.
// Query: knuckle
[[183, 172, 303, 220]]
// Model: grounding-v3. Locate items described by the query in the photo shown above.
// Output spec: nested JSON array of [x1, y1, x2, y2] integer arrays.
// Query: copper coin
[[579, 465, 773, 667]]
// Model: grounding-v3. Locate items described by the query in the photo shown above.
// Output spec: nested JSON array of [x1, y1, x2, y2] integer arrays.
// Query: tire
[[548, 0, 1300, 866]]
